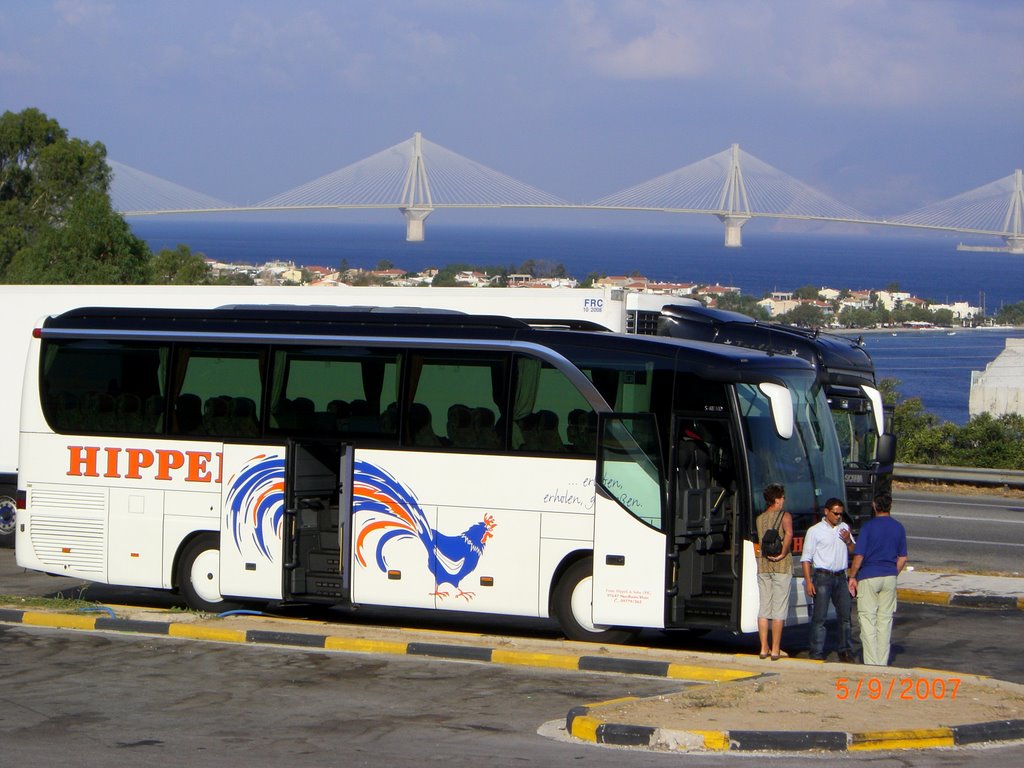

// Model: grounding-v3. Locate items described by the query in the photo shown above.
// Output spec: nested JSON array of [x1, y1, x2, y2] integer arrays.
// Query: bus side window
[[40, 339, 168, 436], [170, 347, 264, 437], [510, 356, 590, 455], [268, 347, 401, 441], [404, 352, 508, 451]]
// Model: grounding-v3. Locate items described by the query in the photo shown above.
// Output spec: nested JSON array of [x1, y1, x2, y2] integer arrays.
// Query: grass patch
[[0, 592, 98, 611]]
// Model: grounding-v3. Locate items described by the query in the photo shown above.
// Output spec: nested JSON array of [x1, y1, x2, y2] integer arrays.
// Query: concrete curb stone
[[565, 699, 1024, 752]]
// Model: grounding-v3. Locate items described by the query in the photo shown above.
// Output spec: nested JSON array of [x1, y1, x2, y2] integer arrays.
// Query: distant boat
[[947, 331, 957, 336], [892, 332, 898, 336]]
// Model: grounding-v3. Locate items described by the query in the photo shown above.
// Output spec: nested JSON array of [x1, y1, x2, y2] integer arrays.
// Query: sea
[[129, 217, 1024, 426]]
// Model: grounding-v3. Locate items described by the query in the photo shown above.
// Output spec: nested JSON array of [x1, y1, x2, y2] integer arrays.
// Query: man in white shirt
[[801, 498, 856, 662]]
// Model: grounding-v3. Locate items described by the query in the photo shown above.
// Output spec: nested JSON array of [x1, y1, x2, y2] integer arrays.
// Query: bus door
[[281, 439, 351, 603], [668, 414, 739, 630], [219, 443, 289, 601], [591, 413, 667, 629]]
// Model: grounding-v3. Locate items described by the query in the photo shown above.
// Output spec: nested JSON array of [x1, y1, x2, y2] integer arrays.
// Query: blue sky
[[3, 1, 1022, 218]]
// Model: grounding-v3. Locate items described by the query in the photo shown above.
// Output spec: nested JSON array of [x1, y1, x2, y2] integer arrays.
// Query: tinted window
[[170, 346, 265, 437], [268, 347, 400, 440], [406, 351, 508, 450], [41, 340, 168, 434]]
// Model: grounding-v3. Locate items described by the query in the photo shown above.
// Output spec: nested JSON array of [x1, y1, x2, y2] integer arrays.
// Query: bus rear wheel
[[178, 535, 240, 614], [553, 558, 637, 644]]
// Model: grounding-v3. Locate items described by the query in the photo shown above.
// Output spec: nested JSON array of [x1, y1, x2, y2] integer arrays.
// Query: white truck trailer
[[0, 284, 669, 546]]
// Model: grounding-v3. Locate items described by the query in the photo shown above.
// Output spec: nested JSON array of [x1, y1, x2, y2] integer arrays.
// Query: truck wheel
[[0, 487, 16, 549], [177, 535, 239, 613], [553, 558, 637, 644]]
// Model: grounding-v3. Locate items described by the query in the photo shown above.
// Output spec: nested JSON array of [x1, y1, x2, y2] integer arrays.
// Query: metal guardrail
[[894, 463, 1024, 489]]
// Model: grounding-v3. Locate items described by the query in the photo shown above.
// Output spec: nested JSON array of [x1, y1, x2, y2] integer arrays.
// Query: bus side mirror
[[875, 433, 896, 466], [757, 382, 793, 439]]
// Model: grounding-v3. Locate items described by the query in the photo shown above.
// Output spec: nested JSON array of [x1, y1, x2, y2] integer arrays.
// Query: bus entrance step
[[298, 572, 344, 599], [306, 551, 341, 572], [699, 574, 732, 596], [681, 595, 732, 618]]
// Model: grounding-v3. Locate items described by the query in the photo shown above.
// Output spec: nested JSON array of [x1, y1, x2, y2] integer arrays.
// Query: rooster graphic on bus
[[353, 460, 496, 601]]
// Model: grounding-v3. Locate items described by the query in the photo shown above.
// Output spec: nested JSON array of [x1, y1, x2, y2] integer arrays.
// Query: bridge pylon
[[1003, 169, 1023, 254], [716, 143, 751, 247], [400, 131, 435, 242]]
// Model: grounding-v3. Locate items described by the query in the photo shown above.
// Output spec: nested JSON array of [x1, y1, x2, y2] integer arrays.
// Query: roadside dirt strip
[[2, 603, 1023, 754]]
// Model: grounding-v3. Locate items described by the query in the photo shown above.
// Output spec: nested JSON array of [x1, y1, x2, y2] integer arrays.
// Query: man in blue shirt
[[801, 498, 856, 662], [848, 493, 908, 666]]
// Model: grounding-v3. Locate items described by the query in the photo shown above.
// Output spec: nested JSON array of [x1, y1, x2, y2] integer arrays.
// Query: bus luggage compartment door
[[591, 414, 666, 629], [219, 443, 287, 601]]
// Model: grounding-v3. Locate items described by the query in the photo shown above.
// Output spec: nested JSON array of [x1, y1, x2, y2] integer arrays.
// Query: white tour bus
[[0, 284, 664, 548], [15, 305, 844, 641]]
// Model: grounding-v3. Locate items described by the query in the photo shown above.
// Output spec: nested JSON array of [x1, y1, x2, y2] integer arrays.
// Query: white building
[[969, 338, 1024, 418], [929, 301, 981, 321]]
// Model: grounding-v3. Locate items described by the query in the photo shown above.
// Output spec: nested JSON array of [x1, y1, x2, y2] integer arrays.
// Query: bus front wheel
[[177, 535, 240, 614], [0, 486, 16, 549], [553, 558, 637, 644]]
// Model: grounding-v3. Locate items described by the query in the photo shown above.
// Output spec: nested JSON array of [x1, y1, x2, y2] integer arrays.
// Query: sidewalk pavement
[[897, 567, 1024, 610]]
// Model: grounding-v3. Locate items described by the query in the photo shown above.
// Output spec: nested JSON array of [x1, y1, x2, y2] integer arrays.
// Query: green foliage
[[0, 108, 151, 284], [713, 292, 771, 321], [838, 305, 887, 328], [995, 301, 1024, 326], [777, 302, 826, 327], [882, 378, 1024, 469], [151, 244, 211, 285], [517, 258, 566, 278], [792, 284, 821, 300], [213, 271, 255, 286]]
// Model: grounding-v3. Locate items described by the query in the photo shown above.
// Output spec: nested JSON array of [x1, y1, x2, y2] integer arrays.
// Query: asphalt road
[[894, 490, 1024, 574], [2, 603, 1022, 768], [3, 542, 1024, 767]]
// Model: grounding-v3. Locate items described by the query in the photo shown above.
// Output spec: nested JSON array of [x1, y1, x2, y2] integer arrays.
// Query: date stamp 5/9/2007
[[835, 677, 961, 701]]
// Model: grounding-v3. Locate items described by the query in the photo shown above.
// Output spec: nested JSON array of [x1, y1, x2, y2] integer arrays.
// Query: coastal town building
[[197, 258, 990, 329], [969, 338, 1024, 417], [929, 301, 981, 321]]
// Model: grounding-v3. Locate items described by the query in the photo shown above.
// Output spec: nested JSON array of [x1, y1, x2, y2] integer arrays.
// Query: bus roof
[[41, 304, 818, 378], [658, 301, 876, 387]]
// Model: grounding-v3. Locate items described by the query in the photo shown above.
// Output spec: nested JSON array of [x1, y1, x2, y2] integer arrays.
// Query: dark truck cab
[[658, 300, 896, 534]]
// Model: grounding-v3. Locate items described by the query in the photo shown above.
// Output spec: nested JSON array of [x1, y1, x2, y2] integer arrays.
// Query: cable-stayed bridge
[[110, 133, 1024, 252]]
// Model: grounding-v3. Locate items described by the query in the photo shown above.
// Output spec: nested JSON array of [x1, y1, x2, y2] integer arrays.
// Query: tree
[[5, 188, 152, 283], [779, 302, 825, 327], [213, 270, 254, 286], [714, 291, 771, 321], [946, 413, 1024, 470], [995, 301, 1024, 326], [0, 108, 151, 283], [150, 244, 211, 285], [792, 284, 821, 300]]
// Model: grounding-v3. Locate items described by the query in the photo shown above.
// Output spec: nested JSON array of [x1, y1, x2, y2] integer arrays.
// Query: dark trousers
[[809, 570, 853, 658]]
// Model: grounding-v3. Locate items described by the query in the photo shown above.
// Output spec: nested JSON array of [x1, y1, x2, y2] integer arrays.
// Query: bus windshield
[[832, 407, 878, 470], [737, 371, 845, 521]]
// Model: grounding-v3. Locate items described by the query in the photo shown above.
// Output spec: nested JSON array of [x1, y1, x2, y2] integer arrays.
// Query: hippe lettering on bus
[[65, 444, 223, 483]]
